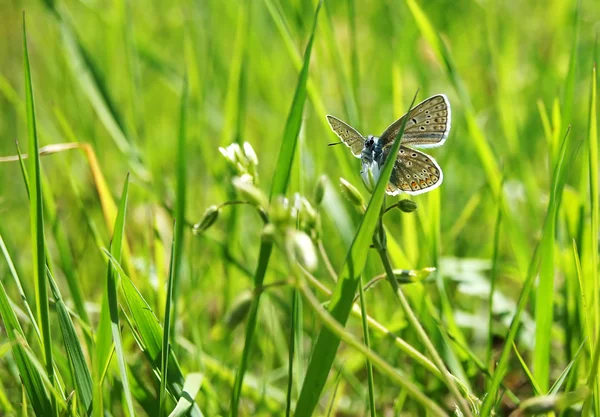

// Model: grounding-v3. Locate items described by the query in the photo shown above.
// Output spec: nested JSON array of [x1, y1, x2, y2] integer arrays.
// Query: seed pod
[[339, 177, 364, 208], [192, 205, 220, 234], [289, 230, 318, 272], [224, 291, 254, 329], [314, 175, 327, 206], [398, 199, 418, 213], [232, 176, 268, 208]]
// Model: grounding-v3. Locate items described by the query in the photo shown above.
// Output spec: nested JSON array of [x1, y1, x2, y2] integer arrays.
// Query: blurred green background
[[0, 0, 599, 415]]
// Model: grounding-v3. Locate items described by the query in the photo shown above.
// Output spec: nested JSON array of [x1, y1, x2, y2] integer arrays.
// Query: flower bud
[[261, 223, 277, 243], [232, 176, 268, 208], [314, 175, 327, 206], [339, 177, 364, 208], [289, 230, 318, 271], [393, 267, 435, 284], [270, 196, 291, 227], [398, 199, 418, 213], [193, 205, 220, 234], [224, 291, 253, 329]]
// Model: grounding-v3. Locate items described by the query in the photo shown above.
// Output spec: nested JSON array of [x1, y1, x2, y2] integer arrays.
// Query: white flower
[[361, 160, 381, 193]]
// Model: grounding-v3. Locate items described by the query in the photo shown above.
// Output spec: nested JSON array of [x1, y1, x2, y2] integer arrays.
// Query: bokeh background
[[0, 0, 599, 415]]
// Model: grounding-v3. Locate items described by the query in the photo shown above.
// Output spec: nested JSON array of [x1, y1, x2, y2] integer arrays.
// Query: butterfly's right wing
[[326, 115, 365, 158], [379, 94, 450, 150], [384, 146, 443, 195]]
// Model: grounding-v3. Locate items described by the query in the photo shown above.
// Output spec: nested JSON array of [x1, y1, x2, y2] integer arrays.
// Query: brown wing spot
[[425, 178, 433, 185], [401, 182, 411, 190], [428, 167, 439, 175], [419, 180, 426, 187], [400, 149, 405, 154], [419, 126, 425, 131], [410, 181, 419, 190], [431, 176, 438, 183], [411, 153, 418, 157]]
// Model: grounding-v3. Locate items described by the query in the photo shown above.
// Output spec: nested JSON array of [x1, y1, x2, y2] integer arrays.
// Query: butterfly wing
[[326, 115, 365, 157], [383, 146, 443, 195], [379, 94, 451, 150]]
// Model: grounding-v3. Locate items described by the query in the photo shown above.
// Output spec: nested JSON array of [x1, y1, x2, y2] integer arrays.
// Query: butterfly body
[[326, 94, 450, 195]]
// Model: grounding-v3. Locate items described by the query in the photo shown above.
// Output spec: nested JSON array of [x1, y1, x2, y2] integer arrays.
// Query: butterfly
[[326, 94, 450, 195]]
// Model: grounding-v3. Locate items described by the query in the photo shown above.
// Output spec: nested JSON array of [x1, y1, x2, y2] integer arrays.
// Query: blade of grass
[[357, 274, 376, 417], [106, 174, 135, 416], [170, 75, 188, 332], [481, 126, 578, 416], [104, 251, 204, 417], [46, 267, 93, 415], [229, 2, 322, 416], [583, 63, 599, 416], [293, 90, 419, 417], [0, 234, 51, 415], [168, 373, 203, 417], [296, 282, 448, 417], [22, 14, 56, 417], [160, 228, 178, 417]]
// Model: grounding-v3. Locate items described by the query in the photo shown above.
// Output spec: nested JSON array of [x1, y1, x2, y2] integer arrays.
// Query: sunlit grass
[[0, 0, 599, 416]]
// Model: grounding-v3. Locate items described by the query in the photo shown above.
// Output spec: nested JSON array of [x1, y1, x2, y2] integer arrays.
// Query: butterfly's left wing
[[383, 146, 443, 195], [379, 94, 450, 150], [326, 115, 365, 157]]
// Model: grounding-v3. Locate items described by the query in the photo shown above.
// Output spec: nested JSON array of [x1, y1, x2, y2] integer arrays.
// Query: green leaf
[[481, 125, 578, 416], [23, 14, 57, 416], [0, 234, 51, 416], [293, 90, 419, 417], [230, 2, 322, 416], [269, 0, 322, 199], [168, 373, 204, 417]]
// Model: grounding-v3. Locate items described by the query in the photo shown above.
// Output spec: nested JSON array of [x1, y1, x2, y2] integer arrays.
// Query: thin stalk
[[375, 233, 473, 417], [317, 239, 337, 281], [297, 282, 449, 417], [358, 274, 376, 417]]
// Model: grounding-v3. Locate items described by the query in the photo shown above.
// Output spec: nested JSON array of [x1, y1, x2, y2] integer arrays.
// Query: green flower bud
[[270, 196, 291, 227], [192, 205, 220, 234], [224, 291, 253, 329], [232, 176, 268, 208], [393, 267, 435, 284], [289, 230, 318, 271], [398, 199, 418, 213], [339, 177, 364, 208], [314, 175, 327, 206]]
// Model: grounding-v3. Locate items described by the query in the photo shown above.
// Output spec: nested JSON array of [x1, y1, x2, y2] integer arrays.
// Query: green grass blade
[[358, 275, 376, 417], [104, 251, 204, 417], [481, 126, 577, 416], [0, 234, 51, 415], [269, 0, 322, 199], [230, 3, 322, 415], [160, 229, 177, 417], [169, 74, 188, 344], [583, 63, 599, 416], [293, 91, 419, 417], [168, 373, 203, 417], [22, 14, 56, 417], [106, 174, 135, 416], [46, 268, 93, 414]]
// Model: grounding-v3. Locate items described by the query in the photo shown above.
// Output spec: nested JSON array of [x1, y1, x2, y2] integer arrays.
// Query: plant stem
[[297, 282, 449, 417], [375, 244, 474, 417], [358, 274, 376, 417]]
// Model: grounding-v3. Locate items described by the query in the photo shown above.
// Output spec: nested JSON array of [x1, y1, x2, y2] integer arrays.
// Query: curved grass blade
[[269, 0, 322, 199], [293, 90, 419, 417], [168, 373, 204, 417], [46, 268, 93, 415], [0, 234, 51, 415], [230, 2, 322, 416], [22, 14, 57, 417], [92, 175, 134, 416], [104, 251, 204, 417]]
